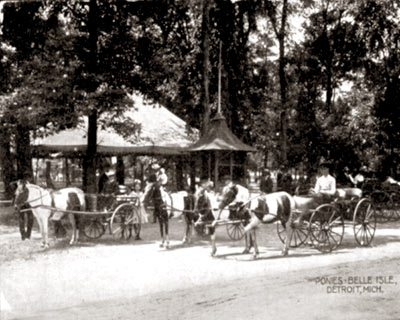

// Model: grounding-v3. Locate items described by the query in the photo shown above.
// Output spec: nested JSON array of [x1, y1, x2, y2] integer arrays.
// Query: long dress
[[129, 190, 149, 224]]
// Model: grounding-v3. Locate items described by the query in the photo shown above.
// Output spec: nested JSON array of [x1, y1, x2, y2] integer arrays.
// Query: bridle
[[14, 183, 48, 210], [219, 184, 238, 210]]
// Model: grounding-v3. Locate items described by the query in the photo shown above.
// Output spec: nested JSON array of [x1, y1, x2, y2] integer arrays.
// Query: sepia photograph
[[0, 0, 399, 319]]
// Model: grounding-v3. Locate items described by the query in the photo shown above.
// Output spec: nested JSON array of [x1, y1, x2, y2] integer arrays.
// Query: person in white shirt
[[157, 168, 168, 187], [311, 162, 336, 204]]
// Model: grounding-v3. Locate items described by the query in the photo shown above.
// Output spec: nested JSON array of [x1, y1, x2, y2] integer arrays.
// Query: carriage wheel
[[110, 203, 140, 241], [226, 222, 245, 241], [371, 191, 394, 222], [389, 193, 400, 221], [309, 204, 344, 253], [353, 198, 376, 246], [276, 218, 309, 248], [83, 218, 106, 239]]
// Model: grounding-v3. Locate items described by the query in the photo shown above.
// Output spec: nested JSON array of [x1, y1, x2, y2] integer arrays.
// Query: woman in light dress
[[129, 179, 149, 224]]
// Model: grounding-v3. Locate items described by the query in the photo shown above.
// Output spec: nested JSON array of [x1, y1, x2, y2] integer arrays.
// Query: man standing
[[259, 169, 273, 194], [18, 173, 34, 240]]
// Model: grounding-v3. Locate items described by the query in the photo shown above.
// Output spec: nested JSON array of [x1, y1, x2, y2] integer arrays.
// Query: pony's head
[[14, 179, 29, 210], [218, 184, 238, 210]]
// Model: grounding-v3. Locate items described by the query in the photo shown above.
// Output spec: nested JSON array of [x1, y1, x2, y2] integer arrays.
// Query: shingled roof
[[33, 93, 198, 156], [188, 112, 256, 152]]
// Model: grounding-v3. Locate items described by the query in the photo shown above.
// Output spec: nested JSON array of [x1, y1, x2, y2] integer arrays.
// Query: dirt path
[[1, 218, 400, 320]]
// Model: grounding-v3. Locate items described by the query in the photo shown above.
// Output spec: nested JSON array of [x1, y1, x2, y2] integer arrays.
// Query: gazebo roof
[[33, 93, 198, 156], [188, 113, 256, 152]]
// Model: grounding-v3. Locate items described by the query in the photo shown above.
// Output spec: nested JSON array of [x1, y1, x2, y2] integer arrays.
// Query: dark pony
[[193, 188, 219, 255], [143, 183, 170, 248]]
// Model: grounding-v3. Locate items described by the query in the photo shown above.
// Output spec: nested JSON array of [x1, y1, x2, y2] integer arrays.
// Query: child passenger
[[129, 179, 149, 224]]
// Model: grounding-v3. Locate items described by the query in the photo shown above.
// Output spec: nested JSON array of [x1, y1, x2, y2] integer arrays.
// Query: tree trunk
[[116, 156, 125, 185], [15, 125, 33, 180], [278, 0, 288, 166], [201, 0, 210, 135], [326, 60, 333, 111], [0, 127, 16, 198], [83, 0, 99, 193], [84, 111, 98, 193]]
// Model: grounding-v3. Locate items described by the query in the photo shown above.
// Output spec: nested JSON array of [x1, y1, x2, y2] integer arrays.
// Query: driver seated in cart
[[309, 162, 337, 205], [100, 169, 119, 211]]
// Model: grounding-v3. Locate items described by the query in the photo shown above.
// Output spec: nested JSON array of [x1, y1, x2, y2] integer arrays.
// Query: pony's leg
[[42, 218, 50, 248], [243, 217, 260, 254], [164, 216, 169, 248], [68, 214, 77, 245], [35, 216, 45, 247], [210, 226, 217, 256], [182, 214, 192, 244], [243, 234, 250, 254], [26, 211, 34, 239], [282, 212, 296, 256], [159, 218, 165, 247], [182, 214, 188, 243], [252, 229, 260, 259], [188, 219, 193, 244]]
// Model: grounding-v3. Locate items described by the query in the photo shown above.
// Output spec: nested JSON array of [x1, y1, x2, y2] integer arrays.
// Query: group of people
[[97, 162, 169, 223]]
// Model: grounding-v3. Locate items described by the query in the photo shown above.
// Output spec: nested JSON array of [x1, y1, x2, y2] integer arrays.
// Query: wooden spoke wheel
[[276, 218, 309, 248], [309, 204, 344, 253], [371, 191, 394, 222], [110, 203, 140, 241], [353, 198, 376, 246], [389, 193, 400, 221], [83, 218, 106, 239], [226, 222, 245, 241]]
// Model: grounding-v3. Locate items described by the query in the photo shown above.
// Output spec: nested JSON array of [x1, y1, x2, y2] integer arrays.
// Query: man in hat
[[311, 162, 336, 203], [98, 164, 111, 194], [100, 169, 119, 210], [18, 172, 34, 240], [259, 169, 273, 194]]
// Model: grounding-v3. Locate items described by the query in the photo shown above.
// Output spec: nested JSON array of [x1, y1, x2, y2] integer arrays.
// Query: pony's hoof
[[159, 242, 164, 248], [252, 252, 259, 260], [165, 242, 170, 249], [242, 248, 250, 254], [211, 248, 217, 257], [281, 249, 289, 256]]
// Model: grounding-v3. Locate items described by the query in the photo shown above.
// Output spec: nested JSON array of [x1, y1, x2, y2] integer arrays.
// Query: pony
[[193, 186, 235, 256], [211, 183, 252, 255], [142, 183, 195, 248], [13, 180, 86, 248], [239, 191, 296, 258]]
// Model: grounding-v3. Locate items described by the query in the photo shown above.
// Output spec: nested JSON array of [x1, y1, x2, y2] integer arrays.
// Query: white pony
[[14, 180, 86, 248]]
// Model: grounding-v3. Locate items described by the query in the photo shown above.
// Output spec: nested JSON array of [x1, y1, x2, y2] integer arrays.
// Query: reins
[[17, 184, 49, 208]]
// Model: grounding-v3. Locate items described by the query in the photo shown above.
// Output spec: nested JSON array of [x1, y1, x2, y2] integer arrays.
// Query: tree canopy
[[1, 0, 400, 194]]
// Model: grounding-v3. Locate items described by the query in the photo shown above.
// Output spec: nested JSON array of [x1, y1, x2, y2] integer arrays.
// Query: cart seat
[[335, 188, 362, 200]]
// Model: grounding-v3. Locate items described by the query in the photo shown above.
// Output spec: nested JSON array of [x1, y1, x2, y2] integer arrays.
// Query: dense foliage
[[1, 0, 399, 194]]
